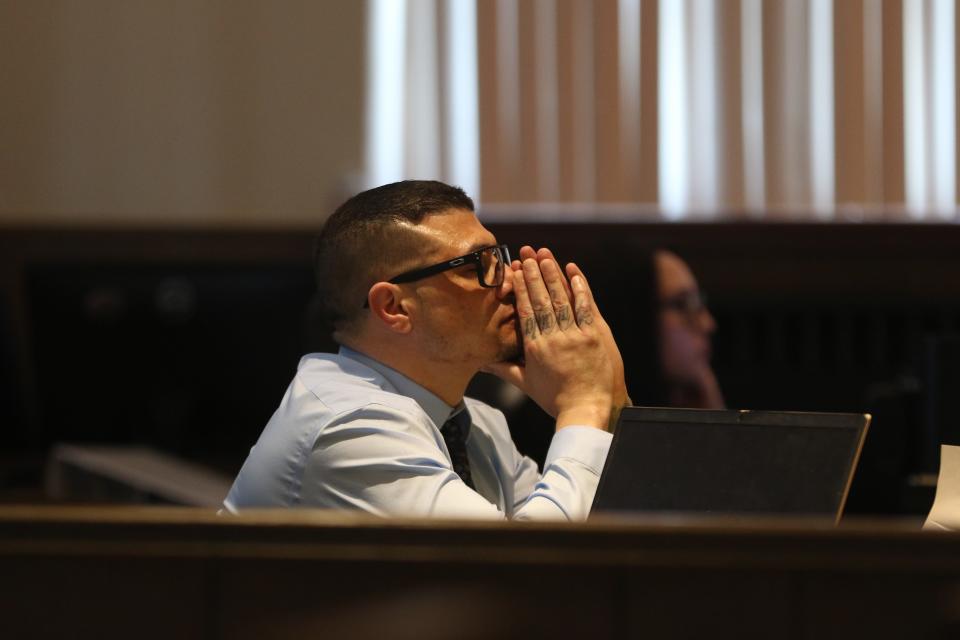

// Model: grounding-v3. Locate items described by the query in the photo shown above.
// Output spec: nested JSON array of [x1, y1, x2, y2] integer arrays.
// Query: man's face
[[402, 209, 520, 368]]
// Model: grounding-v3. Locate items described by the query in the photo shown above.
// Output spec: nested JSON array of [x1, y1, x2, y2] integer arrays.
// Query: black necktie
[[441, 410, 475, 490]]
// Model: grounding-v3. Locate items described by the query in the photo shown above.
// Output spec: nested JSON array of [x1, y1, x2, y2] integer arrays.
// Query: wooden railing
[[1, 506, 959, 639]]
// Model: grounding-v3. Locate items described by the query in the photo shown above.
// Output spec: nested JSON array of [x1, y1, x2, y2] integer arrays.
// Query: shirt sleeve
[[509, 426, 613, 521], [300, 404, 611, 521]]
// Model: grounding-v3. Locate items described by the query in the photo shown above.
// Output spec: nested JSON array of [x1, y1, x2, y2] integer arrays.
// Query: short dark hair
[[314, 180, 475, 341]]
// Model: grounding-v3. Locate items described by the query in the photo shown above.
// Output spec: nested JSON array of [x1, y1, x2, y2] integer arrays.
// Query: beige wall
[[0, 1, 366, 228]]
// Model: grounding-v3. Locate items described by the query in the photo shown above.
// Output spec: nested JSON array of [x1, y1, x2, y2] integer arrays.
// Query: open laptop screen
[[591, 407, 870, 522]]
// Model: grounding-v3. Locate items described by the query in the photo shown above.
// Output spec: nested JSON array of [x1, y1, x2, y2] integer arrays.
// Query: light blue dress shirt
[[223, 347, 612, 520]]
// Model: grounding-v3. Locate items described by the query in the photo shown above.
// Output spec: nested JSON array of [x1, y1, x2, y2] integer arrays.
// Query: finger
[[565, 262, 600, 314], [522, 258, 557, 334], [537, 247, 573, 301], [539, 259, 575, 330], [567, 262, 614, 333], [570, 273, 598, 328], [564, 262, 592, 295], [536, 247, 555, 262], [518, 246, 537, 261], [512, 265, 540, 342], [511, 259, 522, 272]]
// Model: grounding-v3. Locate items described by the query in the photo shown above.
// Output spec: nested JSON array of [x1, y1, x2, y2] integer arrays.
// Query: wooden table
[[1, 506, 958, 639]]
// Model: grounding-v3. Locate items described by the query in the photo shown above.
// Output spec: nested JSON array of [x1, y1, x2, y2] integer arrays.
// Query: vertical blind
[[367, 0, 959, 221]]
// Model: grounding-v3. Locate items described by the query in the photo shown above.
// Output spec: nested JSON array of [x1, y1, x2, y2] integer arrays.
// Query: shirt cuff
[[544, 425, 612, 476]]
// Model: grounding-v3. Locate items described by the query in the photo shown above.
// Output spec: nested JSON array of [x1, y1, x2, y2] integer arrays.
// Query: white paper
[[924, 445, 960, 531]]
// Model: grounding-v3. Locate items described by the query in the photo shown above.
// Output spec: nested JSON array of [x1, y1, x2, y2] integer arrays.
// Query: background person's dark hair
[[313, 180, 474, 342]]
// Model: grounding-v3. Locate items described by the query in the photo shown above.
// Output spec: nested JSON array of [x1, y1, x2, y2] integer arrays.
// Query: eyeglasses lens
[[481, 248, 502, 286], [662, 291, 707, 316]]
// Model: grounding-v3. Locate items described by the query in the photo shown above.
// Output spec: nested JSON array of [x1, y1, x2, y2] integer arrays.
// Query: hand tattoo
[[536, 310, 555, 333], [575, 304, 594, 325], [523, 317, 538, 338], [556, 305, 573, 329]]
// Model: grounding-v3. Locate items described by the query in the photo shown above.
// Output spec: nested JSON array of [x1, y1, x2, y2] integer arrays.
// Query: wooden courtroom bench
[[1, 506, 959, 639]]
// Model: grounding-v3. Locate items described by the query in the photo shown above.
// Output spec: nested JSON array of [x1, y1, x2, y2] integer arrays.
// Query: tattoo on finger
[[536, 310, 555, 333], [575, 305, 595, 325], [556, 305, 573, 329], [523, 317, 538, 339]]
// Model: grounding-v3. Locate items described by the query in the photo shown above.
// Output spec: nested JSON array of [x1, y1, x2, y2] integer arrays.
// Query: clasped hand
[[486, 246, 624, 431]]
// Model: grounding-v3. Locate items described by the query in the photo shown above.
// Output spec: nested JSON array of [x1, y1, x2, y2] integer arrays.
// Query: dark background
[[2, 222, 958, 515]]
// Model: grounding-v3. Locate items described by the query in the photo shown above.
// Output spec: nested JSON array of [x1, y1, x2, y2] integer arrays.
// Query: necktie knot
[[441, 410, 474, 490]]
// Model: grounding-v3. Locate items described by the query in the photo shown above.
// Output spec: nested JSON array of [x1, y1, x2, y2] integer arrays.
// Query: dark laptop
[[590, 407, 870, 523]]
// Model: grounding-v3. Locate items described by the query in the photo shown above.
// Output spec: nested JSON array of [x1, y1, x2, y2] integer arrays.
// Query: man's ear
[[367, 282, 413, 334]]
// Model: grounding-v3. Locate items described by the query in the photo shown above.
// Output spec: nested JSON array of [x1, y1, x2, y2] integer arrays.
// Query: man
[[224, 180, 628, 520]]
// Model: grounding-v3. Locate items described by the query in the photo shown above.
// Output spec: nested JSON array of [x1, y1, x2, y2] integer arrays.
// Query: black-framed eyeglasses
[[363, 244, 511, 308], [660, 290, 709, 317]]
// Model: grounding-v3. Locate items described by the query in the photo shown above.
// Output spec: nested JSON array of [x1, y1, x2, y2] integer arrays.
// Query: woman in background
[[620, 249, 724, 409]]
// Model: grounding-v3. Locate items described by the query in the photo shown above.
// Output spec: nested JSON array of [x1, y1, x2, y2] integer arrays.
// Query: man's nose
[[498, 262, 515, 299]]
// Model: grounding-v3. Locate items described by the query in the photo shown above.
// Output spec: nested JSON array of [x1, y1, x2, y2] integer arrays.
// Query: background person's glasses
[[363, 244, 511, 307], [660, 290, 709, 320]]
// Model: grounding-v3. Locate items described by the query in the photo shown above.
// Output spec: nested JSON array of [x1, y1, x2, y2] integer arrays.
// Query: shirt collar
[[339, 346, 463, 429]]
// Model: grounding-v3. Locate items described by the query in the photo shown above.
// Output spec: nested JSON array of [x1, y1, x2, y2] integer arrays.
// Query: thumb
[[482, 361, 527, 391]]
